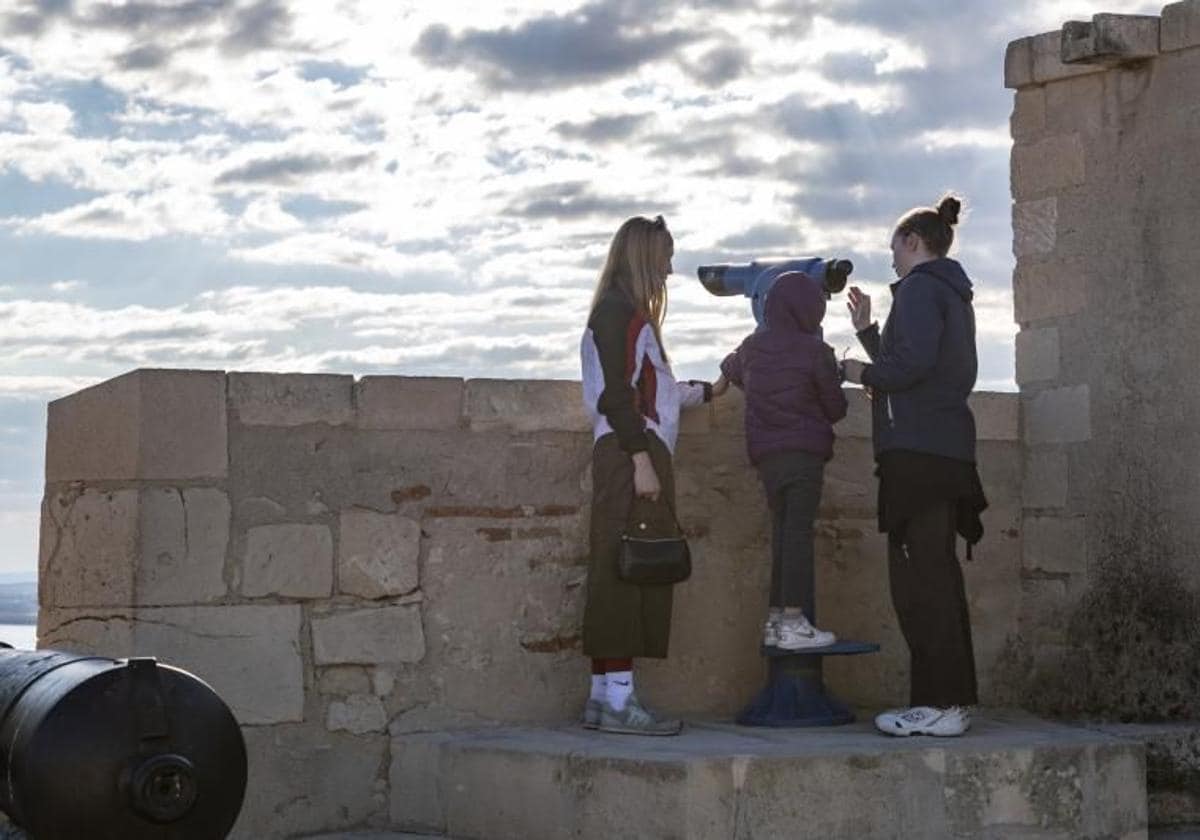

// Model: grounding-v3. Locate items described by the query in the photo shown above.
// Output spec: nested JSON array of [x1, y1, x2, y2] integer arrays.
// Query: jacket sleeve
[[861, 278, 943, 393], [591, 302, 650, 454], [719, 341, 747, 389], [677, 379, 712, 409], [815, 344, 849, 422], [856, 323, 881, 360]]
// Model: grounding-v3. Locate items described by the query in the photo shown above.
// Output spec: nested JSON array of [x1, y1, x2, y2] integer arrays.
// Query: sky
[[0, 0, 1164, 578]]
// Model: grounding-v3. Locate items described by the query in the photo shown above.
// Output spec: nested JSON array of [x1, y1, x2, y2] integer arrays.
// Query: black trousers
[[887, 500, 979, 707], [757, 450, 825, 615]]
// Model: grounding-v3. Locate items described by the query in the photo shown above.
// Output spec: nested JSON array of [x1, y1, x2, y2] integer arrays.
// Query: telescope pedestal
[[737, 640, 880, 728]]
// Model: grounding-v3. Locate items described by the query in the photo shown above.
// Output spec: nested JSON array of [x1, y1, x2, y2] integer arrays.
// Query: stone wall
[[39, 369, 1019, 838], [1004, 3, 1200, 719]]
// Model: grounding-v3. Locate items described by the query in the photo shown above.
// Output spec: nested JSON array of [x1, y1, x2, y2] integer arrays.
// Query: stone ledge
[[1062, 14, 1160, 65], [1162, 0, 1200, 52], [228, 372, 354, 427], [356, 376, 464, 430], [464, 379, 588, 433], [391, 712, 1146, 839]]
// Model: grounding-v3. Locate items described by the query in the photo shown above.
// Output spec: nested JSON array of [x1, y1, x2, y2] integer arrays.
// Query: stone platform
[[390, 710, 1148, 840]]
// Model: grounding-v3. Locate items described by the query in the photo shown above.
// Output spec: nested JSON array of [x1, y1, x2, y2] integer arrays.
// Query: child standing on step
[[715, 271, 848, 650]]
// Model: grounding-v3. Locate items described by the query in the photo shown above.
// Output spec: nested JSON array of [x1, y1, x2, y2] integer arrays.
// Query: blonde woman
[[579, 215, 718, 735]]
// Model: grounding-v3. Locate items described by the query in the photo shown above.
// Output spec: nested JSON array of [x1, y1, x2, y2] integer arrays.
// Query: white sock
[[605, 670, 634, 711], [590, 674, 606, 702]]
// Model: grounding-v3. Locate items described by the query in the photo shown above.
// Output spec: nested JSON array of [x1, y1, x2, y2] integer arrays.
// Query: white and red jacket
[[580, 289, 710, 455]]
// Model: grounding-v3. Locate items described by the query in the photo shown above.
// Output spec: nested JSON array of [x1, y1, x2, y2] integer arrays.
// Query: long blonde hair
[[590, 215, 672, 359]]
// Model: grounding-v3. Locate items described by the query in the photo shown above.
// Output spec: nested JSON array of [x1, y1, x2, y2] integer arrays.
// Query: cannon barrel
[[0, 648, 247, 839]]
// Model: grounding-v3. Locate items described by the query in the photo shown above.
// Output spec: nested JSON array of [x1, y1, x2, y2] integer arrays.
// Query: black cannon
[[0, 647, 247, 839]]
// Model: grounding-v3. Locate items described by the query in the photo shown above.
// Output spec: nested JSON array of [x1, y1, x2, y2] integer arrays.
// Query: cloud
[[220, 0, 294, 56], [413, 2, 701, 91], [681, 45, 751, 88], [554, 113, 652, 144], [507, 181, 673, 221], [214, 152, 375, 186]]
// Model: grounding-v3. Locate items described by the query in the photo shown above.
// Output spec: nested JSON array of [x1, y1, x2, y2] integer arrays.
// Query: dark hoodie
[[720, 272, 848, 463], [859, 257, 978, 463]]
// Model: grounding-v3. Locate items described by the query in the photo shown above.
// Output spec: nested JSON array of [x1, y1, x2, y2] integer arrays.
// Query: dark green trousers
[[582, 433, 676, 659]]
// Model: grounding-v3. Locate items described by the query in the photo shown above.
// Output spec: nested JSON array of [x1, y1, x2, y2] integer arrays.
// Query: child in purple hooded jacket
[[715, 271, 848, 650]]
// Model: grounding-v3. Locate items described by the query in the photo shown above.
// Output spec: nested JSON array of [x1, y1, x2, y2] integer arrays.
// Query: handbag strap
[[626, 495, 684, 537]]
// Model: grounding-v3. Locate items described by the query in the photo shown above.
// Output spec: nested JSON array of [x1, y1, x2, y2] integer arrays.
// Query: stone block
[[1062, 14, 1160, 64], [464, 379, 587, 433], [242, 523, 333, 599], [136, 487, 229, 605], [327, 693, 389, 734], [1162, 0, 1200, 52], [46, 369, 227, 482], [1024, 385, 1092, 444], [1023, 448, 1069, 509], [1023, 515, 1088, 575], [38, 604, 304, 725], [1045, 73, 1107, 135], [230, 725, 386, 839], [1013, 259, 1087, 324], [1031, 30, 1108, 85], [39, 487, 137, 608], [969, 392, 1019, 441], [311, 604, 425, 665], [1013, 199, 1059, 258], [1012, 135, 1086, 200], [1005, 36, 1035, 89], [228, 372, 353, 427], [338, 510, 420, 599], [1015, 327, 1062, 384], [355, 375, 464, 430], [1010, 87, 1047, 141]]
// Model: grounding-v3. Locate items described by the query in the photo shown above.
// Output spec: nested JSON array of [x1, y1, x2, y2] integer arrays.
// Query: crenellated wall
[[1003, 2, 1200, 722], [39, 369, 1019, 838]]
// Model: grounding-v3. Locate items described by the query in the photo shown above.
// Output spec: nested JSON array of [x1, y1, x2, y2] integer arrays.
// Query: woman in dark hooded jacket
[[716, 270, 848, 652], [841, 194, 987, 738]]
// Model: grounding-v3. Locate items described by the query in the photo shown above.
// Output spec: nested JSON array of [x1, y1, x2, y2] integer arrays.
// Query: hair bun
[[937, 195, 962, 226]]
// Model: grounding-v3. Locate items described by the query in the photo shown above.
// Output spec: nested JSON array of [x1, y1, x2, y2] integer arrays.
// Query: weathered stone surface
[[391, 714, 1146, 839], [1032, 30, 1109, 85], [46, 369, 227, 482], [327, 693, 389, 734], [243, 523, 333, 598], [1012, 135, 1086, 200], [1024, 385, 1091, 444], [1062, 14, 1160, 64], [311, 604, 425, 665], [38, 605, 304, 725], [317, 665, 372, 696], [1023, 448, 1069, 509], [1023, 515, 1088, 575], [1045, 73, 1107, 136], [228, 372, 353, 427], [464, 378, 587, 433], [137, 487, 229, 605], [338, 510, 420, 599], [356, 376, 464, 430], [970, 392, 1019, 441], [1013, 199, 1059, 258], [1005, 36, 1036, 89], [1162, 0, 1200, 52], [1015, 326, 1062, 384], [1011, 86, 1047, 141], [1013, 260, 1087, 324], [230, 725, 386, 839], [39, 487, 137, 608]]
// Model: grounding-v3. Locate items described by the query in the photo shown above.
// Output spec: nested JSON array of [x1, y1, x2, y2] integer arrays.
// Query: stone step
[[391, 710, 1147, 840]]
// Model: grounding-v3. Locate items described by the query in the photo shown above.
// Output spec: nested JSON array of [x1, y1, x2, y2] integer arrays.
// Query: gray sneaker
[[598, 694, 682, 736], [581, 698, 602, 729]]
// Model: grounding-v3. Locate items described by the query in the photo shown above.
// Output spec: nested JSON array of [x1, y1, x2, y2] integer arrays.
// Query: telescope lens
[[823, 259, 852, 295]]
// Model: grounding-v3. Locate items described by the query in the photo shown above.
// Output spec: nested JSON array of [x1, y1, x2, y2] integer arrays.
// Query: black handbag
[[617, 496, 691, 585]]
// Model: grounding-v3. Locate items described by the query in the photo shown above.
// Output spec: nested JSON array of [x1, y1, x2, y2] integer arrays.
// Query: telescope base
[[737, 640, 880, 728]]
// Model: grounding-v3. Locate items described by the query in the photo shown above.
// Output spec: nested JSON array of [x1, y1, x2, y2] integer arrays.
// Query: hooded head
[[762, 271, 826, 335]]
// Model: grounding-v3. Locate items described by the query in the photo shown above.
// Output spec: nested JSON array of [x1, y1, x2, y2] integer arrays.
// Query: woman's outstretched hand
[[632, 451, 661, 501], [847, 286, 872, 333]]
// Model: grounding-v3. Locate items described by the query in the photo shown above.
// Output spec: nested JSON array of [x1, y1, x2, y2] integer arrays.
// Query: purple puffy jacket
[[720, 271, 848, 463]]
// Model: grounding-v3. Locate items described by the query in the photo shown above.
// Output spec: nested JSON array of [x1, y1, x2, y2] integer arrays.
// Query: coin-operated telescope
[[697, 257, 853, 326]]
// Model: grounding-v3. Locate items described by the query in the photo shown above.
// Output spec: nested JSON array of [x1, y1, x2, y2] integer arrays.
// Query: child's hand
[[712, 374, 730, 398]]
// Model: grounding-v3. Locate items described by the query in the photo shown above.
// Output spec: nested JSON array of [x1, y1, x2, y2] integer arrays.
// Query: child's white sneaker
[[874, 705, 969, 737], [775, 611, 836, 650], [762, 609, 781, 647]]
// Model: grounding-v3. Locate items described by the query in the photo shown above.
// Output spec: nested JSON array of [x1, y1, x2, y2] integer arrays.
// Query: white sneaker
[[775, 612, 836, 650], [874, 705, 969, 737]]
